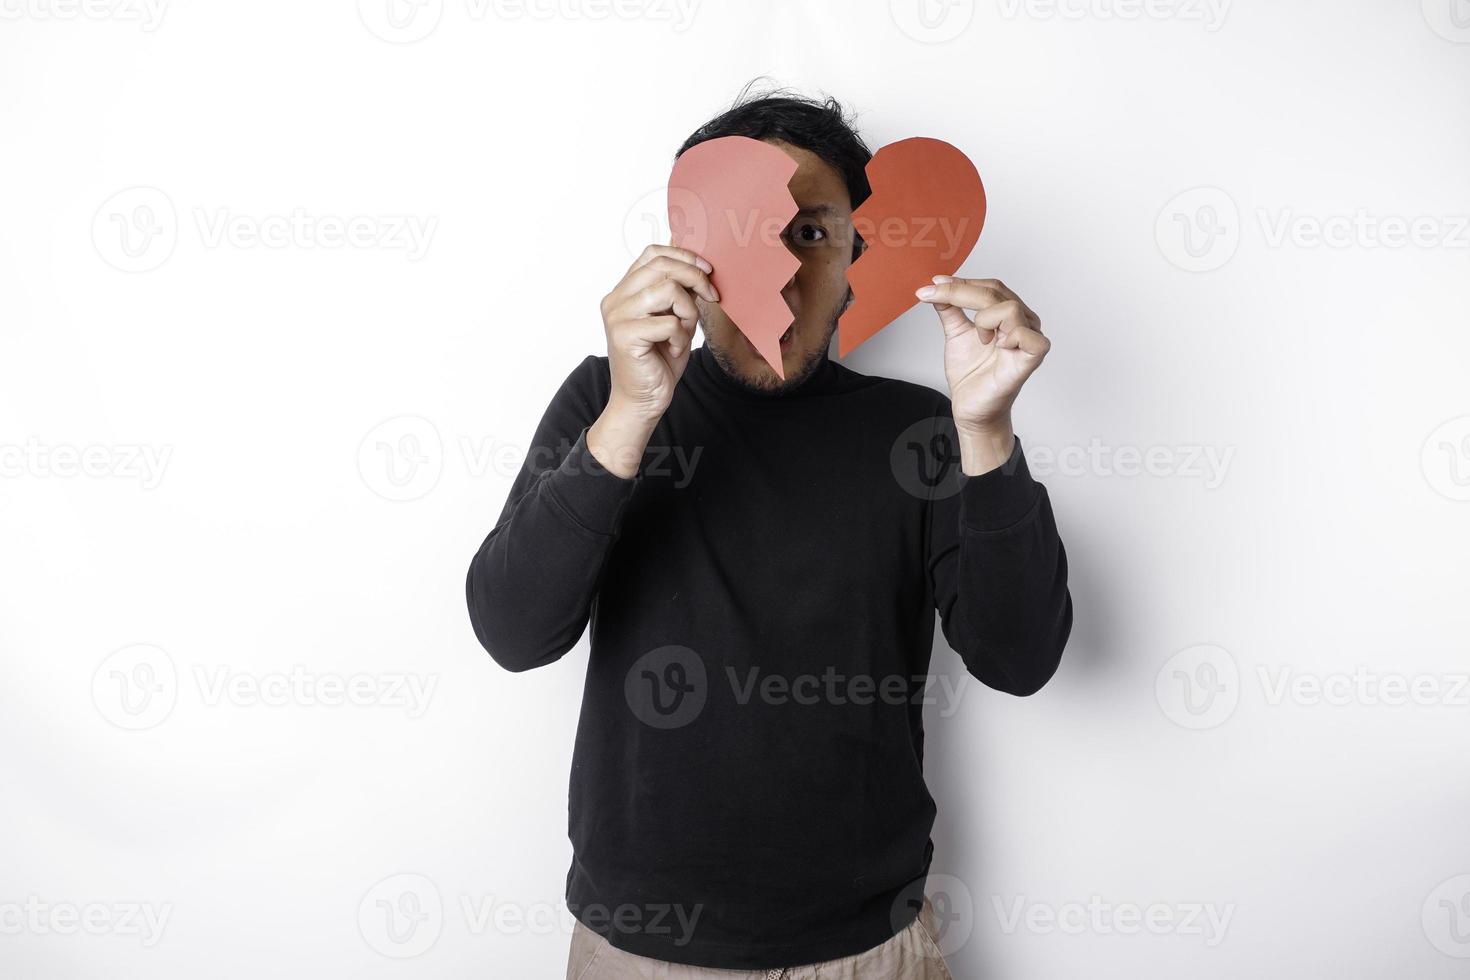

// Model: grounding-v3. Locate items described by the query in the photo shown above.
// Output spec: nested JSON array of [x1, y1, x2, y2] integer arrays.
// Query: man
[[467, 90, 1072, 978]]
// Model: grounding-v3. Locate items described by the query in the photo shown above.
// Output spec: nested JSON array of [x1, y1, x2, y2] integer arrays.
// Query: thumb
[[931, 300, 974, 340]]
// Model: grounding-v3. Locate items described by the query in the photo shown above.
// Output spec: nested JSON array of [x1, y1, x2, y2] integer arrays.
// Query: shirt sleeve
[[465, 356, 639, 672], [926, 420, 1073, 696]]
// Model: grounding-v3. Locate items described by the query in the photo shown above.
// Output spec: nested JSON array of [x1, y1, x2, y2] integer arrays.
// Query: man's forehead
[[768, 140, 852, 215], [791, 192, 851, 221]]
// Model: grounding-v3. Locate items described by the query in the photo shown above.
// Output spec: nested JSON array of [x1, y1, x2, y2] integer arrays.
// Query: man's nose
[[780, 273, 801, 315]]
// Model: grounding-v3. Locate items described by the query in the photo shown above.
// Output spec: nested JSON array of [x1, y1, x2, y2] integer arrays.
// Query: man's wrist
[[955, 418, 1016, 476], [587, 398, 660, 479]]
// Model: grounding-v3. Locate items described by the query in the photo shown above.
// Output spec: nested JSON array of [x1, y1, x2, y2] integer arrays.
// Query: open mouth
[[778, 324, 795, 349]]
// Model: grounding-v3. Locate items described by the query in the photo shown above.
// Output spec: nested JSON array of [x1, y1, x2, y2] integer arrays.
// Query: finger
[[958, 277, 1041, 330], [621, 255, 719, 304], [994, 321, 1052, 358], [659, 319, 698, 363], [930, 301, 986, 343], [622, 314, 688, 352], [970, 299, 1039, 336], [621, 279, 699, 327], [629, 243, 713, 276], [915, 277, 1009, 314], [631, 316, 699, 367], [959, 277, 1020, 303]]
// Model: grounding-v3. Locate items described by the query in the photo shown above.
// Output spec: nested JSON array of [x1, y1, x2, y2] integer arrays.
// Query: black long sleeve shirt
[[466, 345, 1072, 969]]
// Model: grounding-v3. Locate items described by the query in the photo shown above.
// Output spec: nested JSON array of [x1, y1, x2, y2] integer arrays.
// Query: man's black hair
[[676, 82, 873, 214]]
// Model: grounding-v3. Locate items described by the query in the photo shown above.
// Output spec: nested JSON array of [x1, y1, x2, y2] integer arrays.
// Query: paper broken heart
[[667, 136, 800, 378], [665, 134, 985, 370], [839, 138, 987, 357]]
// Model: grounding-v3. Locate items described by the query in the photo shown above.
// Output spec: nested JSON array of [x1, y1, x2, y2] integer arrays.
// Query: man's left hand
[[916, 275, 1051, 475]]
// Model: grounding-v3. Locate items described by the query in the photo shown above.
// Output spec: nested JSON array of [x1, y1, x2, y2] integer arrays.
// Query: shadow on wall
[[923, 507, 1118, 974]]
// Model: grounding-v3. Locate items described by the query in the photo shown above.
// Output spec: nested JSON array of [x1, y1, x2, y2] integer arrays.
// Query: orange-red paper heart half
[[839, 138, 987, 357]]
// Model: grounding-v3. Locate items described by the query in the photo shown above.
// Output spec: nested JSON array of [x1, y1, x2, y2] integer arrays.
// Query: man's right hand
[[588, 245, 717, 478]]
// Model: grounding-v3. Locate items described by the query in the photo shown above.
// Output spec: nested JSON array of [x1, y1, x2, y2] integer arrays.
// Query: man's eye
[[790, 223, 827, 245]]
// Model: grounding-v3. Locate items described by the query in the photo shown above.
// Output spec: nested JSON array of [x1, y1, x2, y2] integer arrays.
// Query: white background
[[3, 1, 1469, 977]]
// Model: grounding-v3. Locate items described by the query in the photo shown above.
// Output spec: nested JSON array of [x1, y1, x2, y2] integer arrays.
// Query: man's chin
[[710, 340, 828, 393], [706, 320, 837, 393]]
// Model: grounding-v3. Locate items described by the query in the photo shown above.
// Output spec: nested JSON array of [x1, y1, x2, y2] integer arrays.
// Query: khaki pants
[[565, 901, 954, 980]]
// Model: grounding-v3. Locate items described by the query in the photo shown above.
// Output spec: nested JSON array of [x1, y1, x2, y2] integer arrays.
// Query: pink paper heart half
[[667, 136, 800, 378]]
